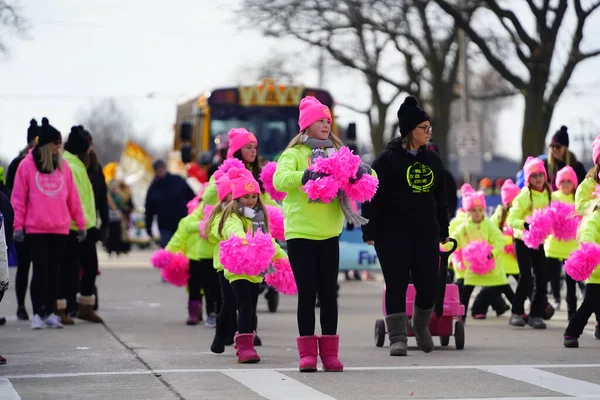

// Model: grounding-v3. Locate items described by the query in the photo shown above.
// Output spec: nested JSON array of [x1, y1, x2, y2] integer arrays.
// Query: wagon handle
[[440, 238, 458, 256]]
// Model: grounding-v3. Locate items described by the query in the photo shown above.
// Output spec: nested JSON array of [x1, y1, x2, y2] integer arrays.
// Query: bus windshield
[[210, 106, 300, 160]]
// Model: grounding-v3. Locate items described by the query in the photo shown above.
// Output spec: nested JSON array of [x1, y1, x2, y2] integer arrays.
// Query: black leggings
[[546, 257, 563, 302], [471, 274, 518, 314], [287, 237, 340, 336], [188, 259, 221, 315], [231, 279, 259, 334], [79, 230, 99, 297], [216, 271, 237, 338], [14, 239, 31, 308], [565, 284, 600, 338], [28, 234, 67, 317], [375, 231, 439, 315], [512, 239, 547, 317], [461, 284, 514, 319]]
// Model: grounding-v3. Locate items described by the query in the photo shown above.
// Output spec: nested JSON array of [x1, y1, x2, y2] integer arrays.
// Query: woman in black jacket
[[362, 96, 449, 357]]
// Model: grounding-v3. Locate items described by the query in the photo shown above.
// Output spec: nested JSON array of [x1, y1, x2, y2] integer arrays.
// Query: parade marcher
[[362, 96, 449, 356], [11, 118, 86, 329], [8, 119, 39, 320], [58, 126, 102, 323], [105, 180, 133, 255], [545, 126, 586, 191], [507, 157, 551, 329], [208, 133, 229, 179], [273, 96, 351, 372], [145, 160, 195, 248]]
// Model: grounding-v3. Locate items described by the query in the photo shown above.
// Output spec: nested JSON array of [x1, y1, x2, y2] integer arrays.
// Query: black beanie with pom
[[37, 117, 62, 147], [65, 126, 91, 155], [551, 125, 569, 147], [397, 96, 430, 137], [27, 119, 39, 143]]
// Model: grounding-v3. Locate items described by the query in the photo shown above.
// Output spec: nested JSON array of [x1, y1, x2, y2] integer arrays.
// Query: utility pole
[[317, 48, 325, 88]]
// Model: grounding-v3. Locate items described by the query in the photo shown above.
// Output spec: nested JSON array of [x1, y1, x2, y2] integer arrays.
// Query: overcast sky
[[1, 0, 600, 166]]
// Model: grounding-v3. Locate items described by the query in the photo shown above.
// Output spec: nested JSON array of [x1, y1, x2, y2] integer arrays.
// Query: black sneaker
[[16, 306, 29, 321], [528, 317, 547, 329], [564, 336, 579, 348]]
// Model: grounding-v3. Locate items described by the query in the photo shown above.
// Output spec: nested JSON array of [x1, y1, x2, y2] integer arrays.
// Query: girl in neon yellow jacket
[[448, 183, 475, 286], [203, 128, 278, 207], [563, 201, 600, 347], [453, 192, 513, 321], [506, 157, 552, 329], [544, 166, 580, 317], [213, 167, 287, 364], [575, 135, 600, 216], [166, 196, 220, 328], [471, 179, 521, 318]]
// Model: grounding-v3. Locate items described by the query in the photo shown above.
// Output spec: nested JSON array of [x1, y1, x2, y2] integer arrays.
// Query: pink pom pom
[[219, 158, 245, 174], [303, 175, 340, 203], [504, 243, 515, 257], [265, 205, 285, 241], [522, 207, 554, 249], [310, 146, 361, 184], [265, 258, 298, 295], [342, 174, 379, 203], [187, 196, 200, 215], [198, 205, 214, 239], [260, 162, 286, 202], [161, 253, 189, 287], [151, 249, 173, 269], [451, 248, 466, 271], [502, 225, 514, 237], [219, 230, 276, 276], [565, 242, 600, 281], [550, 201, 581, 241], [463, 241, 495, 275]]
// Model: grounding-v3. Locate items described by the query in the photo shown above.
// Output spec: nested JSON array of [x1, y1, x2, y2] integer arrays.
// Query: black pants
[[15, 239, 31, 308], [565, 284, 600, 338], [28, 234, 67, 317], [375, 231, 439, 315], [59, 233, 80, 311], [287, 237, 340, 336], [216, 271, 237, 338], [79, 230, 99, 297], [231, 280, 259, 334], [512, 239, 547, 317], [462, 284, 514, 319], [546, 257, 563, 302], [472, 274, 518, 315], [188, 259, 221, 314]]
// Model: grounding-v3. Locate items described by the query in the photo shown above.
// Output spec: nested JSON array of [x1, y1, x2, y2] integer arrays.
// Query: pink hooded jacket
[[11, 152, 86, 235]]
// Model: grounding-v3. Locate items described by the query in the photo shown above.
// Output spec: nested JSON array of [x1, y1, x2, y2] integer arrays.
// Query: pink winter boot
[[186, 301, 201, 326], [296, 336, 318, 372], [234, 332, 261, 364], [318, 335, 344, 372]]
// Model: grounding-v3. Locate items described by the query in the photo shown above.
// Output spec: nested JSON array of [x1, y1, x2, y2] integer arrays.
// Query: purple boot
[[186, 301, 201, 326]]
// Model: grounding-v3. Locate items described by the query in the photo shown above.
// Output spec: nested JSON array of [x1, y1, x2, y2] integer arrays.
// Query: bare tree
[[76, 99, 134, 164], [0, 0, 27, 54], [433, 0, 600, 163]]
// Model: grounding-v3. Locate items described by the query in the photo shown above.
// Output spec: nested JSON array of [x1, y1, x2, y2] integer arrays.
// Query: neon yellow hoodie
[[63, 151, 96, 230], [212, 213, 287, 283], [544, 191, 578, 260], [576, 211, 600, 284], [165, 214, 209, 261], [182, 201, 214, 260], [507, 186, 551, 240], [448, 210, 468, 279], [273, 144, 345, 240], [575, 176, 596, 216], [489, 205, 519, 275], [454, 217, 508, 287], [207, 208, 225, 273]]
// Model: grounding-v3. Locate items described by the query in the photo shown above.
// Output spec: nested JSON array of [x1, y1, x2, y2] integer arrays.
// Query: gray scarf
[[302, 135, 369, 226], [240, 205, 276, 276]]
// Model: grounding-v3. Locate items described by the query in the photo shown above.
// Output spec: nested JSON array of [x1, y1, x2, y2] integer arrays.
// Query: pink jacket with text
[[11, 152, 85, 235]]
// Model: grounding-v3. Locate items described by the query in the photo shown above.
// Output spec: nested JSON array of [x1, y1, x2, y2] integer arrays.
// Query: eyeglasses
[[417, 125, 433, 133]]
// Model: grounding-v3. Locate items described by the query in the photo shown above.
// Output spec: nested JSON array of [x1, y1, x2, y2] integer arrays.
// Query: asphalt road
[[0, 249, 599, 400]]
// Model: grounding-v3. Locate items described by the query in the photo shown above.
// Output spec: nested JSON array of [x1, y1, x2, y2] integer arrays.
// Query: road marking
[[222, 369, 336, 400], [5, 363, 600, 380], [0, 379, 21, 400], [481, 366, 600, 397]]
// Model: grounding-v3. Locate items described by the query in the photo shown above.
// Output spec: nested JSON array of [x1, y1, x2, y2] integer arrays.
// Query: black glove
[[302, 169, 328, 185], [487, 253, 493, 260], [523, 222, 530, 231], [350, 163, 372, 184]]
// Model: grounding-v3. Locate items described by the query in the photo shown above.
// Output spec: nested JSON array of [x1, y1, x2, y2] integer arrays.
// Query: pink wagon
[[374, 238, 465, 350]]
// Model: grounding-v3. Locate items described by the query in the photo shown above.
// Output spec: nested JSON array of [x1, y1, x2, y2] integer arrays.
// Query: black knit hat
[[397, 96, 430, 137], [77, 125, 93, 145], [27, 119, 39, 143], [37, 117, 62, 147], [65, 126, 91, 155], [551, 125, 569, 147]]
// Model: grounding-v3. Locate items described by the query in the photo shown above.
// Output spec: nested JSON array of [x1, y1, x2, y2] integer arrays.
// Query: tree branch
[[432, 0, 527, 90], [337, 102, 370, 115], [483, 0, 537, 51]]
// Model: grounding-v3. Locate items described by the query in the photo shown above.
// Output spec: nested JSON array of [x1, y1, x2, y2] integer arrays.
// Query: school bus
[[170, 79, 337, 169]]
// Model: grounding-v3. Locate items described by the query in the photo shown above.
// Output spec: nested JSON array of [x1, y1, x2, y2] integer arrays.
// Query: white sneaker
[[31, 314, 43, 330], [45, 313, 64, 329], [553, 300, 561, 311], [205, 312, 217, 328]]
